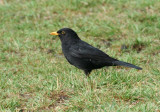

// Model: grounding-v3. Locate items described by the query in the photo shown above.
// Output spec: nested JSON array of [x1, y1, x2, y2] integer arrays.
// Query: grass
[[0, 0, 160, 111]]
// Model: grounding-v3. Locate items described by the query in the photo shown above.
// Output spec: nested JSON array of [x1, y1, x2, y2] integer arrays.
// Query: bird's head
[[50, 28, 80, 42]]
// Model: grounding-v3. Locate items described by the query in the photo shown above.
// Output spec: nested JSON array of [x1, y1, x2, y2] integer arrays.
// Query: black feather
[[113, 61, 142, 70]]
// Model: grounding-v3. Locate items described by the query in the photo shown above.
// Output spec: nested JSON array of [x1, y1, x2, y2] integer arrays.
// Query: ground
[[0, 0, 160, 111]]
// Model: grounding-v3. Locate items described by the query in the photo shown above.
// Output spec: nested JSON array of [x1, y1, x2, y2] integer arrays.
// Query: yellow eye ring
[[62, 31, 65, 34]]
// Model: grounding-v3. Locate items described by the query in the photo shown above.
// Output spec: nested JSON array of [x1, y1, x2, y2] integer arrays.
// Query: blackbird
[[50, 28, 142, 76]]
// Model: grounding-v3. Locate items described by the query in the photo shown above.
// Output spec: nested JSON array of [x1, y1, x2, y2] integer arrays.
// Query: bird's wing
[[69, 41, 117, 62]]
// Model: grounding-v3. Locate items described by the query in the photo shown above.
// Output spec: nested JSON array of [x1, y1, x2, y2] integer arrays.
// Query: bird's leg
[[84, 70, 92, 77]]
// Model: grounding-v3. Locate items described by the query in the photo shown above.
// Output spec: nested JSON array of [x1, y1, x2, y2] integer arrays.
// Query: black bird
[[50, 28, 142, 76]]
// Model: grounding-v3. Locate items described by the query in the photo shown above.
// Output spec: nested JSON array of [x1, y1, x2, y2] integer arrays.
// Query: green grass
[[0, 0, 160, 111]]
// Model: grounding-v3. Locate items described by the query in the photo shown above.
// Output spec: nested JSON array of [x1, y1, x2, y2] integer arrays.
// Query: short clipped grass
[[0, 0, 160, 111]]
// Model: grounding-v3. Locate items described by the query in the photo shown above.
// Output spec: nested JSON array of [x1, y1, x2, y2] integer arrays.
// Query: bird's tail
[[113, 61, 142, 70]]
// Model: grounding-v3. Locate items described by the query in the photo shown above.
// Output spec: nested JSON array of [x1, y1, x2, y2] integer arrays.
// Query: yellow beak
[[50, 32, 59, 35]]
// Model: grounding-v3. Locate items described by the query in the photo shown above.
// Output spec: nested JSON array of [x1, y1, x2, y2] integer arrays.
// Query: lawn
[[0, 0, 160, 111]]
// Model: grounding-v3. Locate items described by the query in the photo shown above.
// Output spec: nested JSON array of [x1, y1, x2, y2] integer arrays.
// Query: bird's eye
[[61, 31, 65, 35]]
